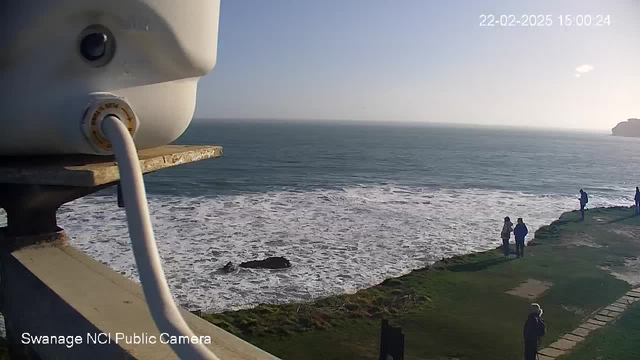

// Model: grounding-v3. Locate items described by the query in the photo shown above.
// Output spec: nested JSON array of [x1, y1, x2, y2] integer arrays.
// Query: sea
[[2, 120, 640, 313]]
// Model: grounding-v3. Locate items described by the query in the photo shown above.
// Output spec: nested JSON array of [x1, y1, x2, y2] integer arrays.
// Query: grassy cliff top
[[203, 206, 640, 360]]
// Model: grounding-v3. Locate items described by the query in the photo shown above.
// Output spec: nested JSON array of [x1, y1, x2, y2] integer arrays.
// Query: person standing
[[579, 189, 589, 221], [523, 303, 546, 360], [501, 216, 513, 257], [514, 218, 529, 258], [635, 187, 640, 216]]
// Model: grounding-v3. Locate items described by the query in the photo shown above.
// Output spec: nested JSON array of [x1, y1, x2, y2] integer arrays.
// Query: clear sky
[[194, 0, 640, 130]]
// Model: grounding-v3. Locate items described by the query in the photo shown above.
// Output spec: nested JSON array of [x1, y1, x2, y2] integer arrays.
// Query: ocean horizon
[[192, 118, 613, 134], [2, 120, 638, 313]]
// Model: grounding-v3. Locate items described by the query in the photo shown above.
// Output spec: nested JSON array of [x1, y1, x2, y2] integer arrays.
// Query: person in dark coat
[[513, 218, 528, 258], [501, 216, 513, 257], [579, 189, 589, 221], [523, 303, 546, 360], [635, 187, 640, 216]]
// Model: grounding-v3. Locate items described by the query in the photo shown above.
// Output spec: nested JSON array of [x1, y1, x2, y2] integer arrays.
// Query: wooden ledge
[[0, 145, 223, 187]]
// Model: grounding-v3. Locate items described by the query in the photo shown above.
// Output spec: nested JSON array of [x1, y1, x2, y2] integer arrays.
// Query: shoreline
[[201, 205, 640, 359], [202, 205, 634, 316], [34, 184, 634, 314]]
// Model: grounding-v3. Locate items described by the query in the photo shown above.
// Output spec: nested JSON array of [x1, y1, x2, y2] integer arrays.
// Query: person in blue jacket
[[513, 217, 528, 258], [635, 187, 640, 216], [579, 189, 589, 221]]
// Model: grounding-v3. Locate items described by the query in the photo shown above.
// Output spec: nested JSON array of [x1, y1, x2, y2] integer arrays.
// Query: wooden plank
[[0, 145, 222, 187]]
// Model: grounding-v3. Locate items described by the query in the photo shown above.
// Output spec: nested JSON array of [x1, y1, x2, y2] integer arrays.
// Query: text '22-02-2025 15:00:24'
[[479, 14, 611, 27]]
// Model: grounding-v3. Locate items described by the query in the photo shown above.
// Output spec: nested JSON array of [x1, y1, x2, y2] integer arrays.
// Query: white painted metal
[[0, 0, 220, 155]]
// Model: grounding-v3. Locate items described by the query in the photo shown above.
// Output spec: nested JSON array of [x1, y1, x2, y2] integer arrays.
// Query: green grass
[[560, 302, 640, 360], [1, 206, 636, 359], [203, 276, 431, 339], [202, 206, 640, 360]]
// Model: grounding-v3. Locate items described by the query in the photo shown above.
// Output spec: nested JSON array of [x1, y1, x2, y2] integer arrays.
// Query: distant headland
[[612, 118, 640, 137]]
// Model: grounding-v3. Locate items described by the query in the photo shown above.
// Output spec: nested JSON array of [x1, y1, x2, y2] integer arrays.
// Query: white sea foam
[[0, 186, 632, 313]]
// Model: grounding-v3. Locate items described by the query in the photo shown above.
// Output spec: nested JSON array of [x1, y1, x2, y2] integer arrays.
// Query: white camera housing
[[0, 0, 220, 155]]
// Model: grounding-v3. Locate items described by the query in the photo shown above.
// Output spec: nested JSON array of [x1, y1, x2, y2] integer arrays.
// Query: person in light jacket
[[501, 216, 513, 257], [514, 217, 529, 258]]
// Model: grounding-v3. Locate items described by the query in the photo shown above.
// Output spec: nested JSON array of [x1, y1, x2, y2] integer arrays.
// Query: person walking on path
[[501, 216, 513, 257], [635, 187, 640, 216], [579, 189, 589, 221], [523, 303, 546, 360], [514, 218, 528, 258]]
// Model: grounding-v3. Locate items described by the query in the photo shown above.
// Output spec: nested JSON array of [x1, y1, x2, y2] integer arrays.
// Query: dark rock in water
[[239, 256, 291, 269], [221, 261, 238, 273]]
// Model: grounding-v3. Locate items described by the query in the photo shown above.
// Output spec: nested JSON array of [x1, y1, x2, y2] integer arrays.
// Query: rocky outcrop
[[240, 256, 291, 269], [219, 257, 292, 273], [612, 118, 640, 137], [220, 261, 238, 273]]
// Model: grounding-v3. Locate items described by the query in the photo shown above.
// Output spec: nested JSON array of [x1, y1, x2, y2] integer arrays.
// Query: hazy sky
[[194, 0, 640, 130]]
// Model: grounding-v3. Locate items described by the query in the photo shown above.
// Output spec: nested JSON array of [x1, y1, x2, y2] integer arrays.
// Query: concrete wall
[[0, 244, 279, 360]]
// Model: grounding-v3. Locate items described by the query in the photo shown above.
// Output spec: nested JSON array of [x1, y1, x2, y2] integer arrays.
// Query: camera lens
[[78, 25, 115, 67], [80, 33, 108, 61]]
